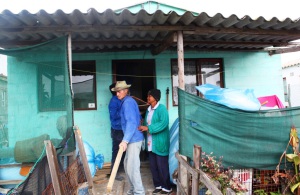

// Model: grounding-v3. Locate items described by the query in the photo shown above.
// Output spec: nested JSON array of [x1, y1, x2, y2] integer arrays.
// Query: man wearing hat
[[111, 80, 145, 195], [138, 89, 172, 195]]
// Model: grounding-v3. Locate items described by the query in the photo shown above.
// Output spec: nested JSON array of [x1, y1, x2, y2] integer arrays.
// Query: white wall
[[282, 65, 300, 107]]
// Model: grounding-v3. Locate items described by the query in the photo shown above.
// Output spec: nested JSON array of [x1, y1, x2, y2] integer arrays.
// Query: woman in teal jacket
[[138, 89, 172, 195]]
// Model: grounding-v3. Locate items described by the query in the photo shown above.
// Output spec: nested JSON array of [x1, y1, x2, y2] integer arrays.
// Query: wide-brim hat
[[111, 81, 131, 91]]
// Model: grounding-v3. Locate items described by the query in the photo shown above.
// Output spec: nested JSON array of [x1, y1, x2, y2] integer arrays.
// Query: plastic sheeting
[[169, 118, 179, 184], [81, 140, 96, 177], [178, 88, 300, 170], [196, 84, 261, 111]]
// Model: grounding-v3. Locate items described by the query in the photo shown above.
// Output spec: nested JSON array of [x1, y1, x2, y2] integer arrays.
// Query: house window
[[38, 65, 66, 111], [171, 58, 224, 105], [72, 61, 97, 110]]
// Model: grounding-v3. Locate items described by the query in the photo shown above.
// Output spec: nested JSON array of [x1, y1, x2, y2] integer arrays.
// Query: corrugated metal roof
[[1, 8, 300, 54], [282, 58, 300, 68]]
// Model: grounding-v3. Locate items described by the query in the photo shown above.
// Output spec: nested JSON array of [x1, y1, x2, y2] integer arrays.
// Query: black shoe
[[115, 175, 124, 181], [152, 188, 162, 194], [160, 189, 172, 194]]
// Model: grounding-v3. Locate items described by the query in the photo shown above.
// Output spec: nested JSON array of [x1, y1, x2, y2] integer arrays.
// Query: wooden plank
[[177, 30, 185, 90], [176, 180, 188, 195], [0, 163, 22, 168], [0, 180, 22, 185], [151, 32, 177, 55], [269, 45, 300, 55], [176, 153, 195, 194], [175, 152, 199, 177], [199, 169, 223, 195], [74, 127, 95, 195], [106, 147, 124, 193], [0, 39, 285, 48], [44, 140, 63, 195], [2, 25, 300, 37]]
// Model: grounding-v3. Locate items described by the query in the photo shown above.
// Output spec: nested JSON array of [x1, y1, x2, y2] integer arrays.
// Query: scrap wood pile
[[93, 162, 111, 184]]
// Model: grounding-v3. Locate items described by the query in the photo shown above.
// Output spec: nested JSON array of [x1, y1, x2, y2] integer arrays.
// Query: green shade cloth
[[14, 134, 49, 163], [178, 88, 300, 170], [0, 36, 74, 163]]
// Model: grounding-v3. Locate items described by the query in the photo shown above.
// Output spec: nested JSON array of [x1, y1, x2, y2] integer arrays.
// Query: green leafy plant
[[200, 152, 248, 194], [270, 191, 282, 195], [272, 126, 300, 194], [254, 189, 268, 195]]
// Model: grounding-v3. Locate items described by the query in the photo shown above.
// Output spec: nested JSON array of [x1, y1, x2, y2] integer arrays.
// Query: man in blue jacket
[[138, 89, 172, 195], [108, 82, 124, 181], [111, 80, 145, 195]]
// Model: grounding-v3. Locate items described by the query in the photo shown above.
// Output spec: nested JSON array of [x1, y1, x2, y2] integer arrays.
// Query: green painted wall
[[0, 75, 7, 125], [71, 50, 283, 162], [6, 49, 283, 162]]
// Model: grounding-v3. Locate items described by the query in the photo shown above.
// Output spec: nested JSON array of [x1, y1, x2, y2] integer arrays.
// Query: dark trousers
[[111, 128, 125, 172], [149, 151, 171, 190]]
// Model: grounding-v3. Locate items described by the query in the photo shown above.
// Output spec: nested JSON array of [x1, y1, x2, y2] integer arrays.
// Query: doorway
[[112, 59, 156, 103], [113, 59, 155, 161]]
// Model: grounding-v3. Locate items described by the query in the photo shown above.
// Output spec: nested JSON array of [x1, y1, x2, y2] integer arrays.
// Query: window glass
[[72, 61, 97, 110], [199, 59, 222, 87], [172, 60, 197, 105], [171, 58, 223, 106], [39, 66, 66, 111]]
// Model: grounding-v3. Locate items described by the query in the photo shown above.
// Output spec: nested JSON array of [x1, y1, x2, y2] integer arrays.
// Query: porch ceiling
[[1, 8, 300, 55]]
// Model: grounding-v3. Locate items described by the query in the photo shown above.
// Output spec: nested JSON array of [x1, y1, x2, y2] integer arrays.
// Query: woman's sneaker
[[160, 189, 172, 194], [152, 188, 162, 194]]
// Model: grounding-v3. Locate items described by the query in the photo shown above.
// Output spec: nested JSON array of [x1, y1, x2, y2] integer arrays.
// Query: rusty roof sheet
[[1, 8, 300, 53]]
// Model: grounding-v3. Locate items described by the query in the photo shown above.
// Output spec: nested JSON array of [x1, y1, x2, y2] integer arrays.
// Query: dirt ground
[[93, 161, 177, 195]]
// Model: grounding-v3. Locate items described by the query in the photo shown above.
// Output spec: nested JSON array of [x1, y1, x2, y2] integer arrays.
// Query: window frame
[[72, 60, 97, 111], [171, 58, 224, 106]]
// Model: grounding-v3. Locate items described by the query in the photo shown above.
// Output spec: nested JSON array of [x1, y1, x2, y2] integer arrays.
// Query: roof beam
[[1, 25, 300, 37], [268, 45, 300, 55], [0, 39, 287, 49], [151, 32, 177, 55]]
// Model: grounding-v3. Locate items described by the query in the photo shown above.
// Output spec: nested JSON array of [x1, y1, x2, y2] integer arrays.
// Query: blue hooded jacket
[[120, 96, 144, 143]]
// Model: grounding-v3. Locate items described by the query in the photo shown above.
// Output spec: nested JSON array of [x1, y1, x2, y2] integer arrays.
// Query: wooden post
[[44, 140, 63, 195], [177, 30, 185, 90], [193, 145, 201, 170], [68, 33, 73, 91], [192, 145, 201, 195], [74, 127, 95, 195], [166, 87, 169, 110]]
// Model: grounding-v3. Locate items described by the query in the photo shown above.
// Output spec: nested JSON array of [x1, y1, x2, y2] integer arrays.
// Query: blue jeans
[[124, 141, 145, 195], [111, 128, 125, 172]]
